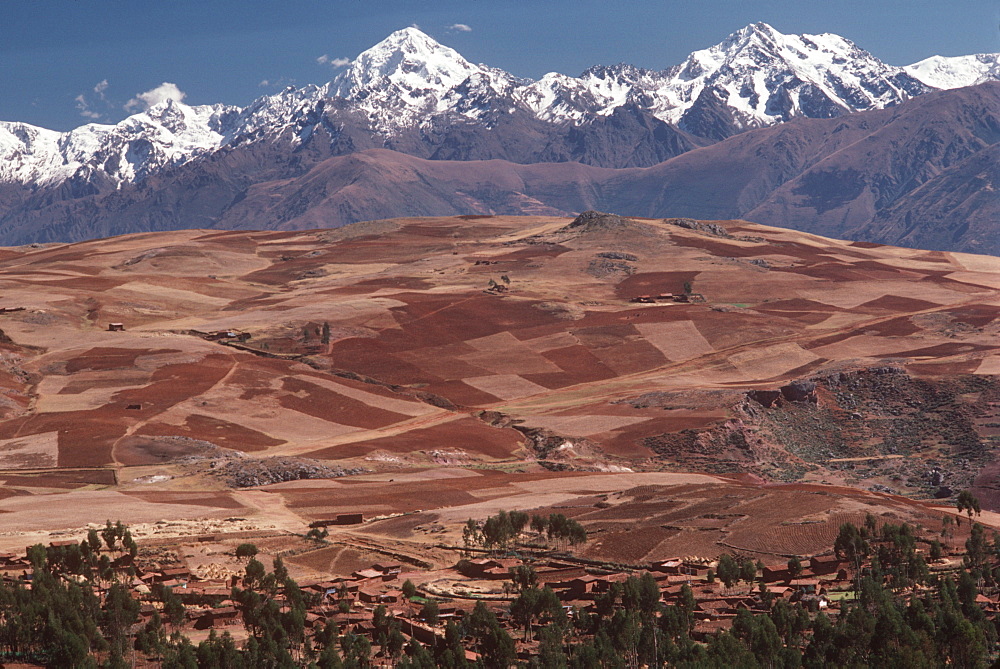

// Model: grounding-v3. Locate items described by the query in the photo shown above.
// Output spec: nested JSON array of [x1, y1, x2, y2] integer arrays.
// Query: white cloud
[[259, 77, 296, 88], [74, 79, 112, 119], [447, 23, 472, 32], [75, 94, 101, 120], [124, 82, 186, 112], [317, 54, 350, 68]]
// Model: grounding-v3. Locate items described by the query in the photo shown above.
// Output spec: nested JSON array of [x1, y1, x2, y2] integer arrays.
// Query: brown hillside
[[0, 214, 995, 562]]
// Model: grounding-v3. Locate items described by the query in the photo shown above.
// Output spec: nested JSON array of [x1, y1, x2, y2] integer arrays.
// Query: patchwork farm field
[[0, 212, 995, 565]]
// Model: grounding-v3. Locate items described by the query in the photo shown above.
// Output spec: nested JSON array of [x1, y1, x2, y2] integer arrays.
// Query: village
[[0, 505, 991, 666]]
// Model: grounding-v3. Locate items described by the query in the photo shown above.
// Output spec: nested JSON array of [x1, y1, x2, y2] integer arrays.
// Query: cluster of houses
[[453, 554, 849, 640], [2, 535, 986, 658]]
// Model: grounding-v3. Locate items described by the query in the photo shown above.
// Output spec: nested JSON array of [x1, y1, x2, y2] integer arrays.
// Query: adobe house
[[0, 553, 27, 568], [809, 554, 843, 576], [192, 606, 240, 630], [765, 585, 792, 599], [108, 323, 125, 332], [789, 578, 820, 594], [372, 562, 402, 574], [352, 568, 384, 581], [563, 575, 601, 599], [692, 619, 731, 641], [153, 566, 192, 583], [760, 562, 793, 582], [48, 540, 78, 549], [651, 559, 684, 574], [357, 588, 382, 604]]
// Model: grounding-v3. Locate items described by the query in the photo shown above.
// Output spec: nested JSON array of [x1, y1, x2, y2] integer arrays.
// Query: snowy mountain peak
[[679, 22, 858, 80], [660, 22, 930, 129], [726, 21, 782, 46], [1, 23, 997, 191], [328, 27, 479, 99], [0, 99, 241, 186], [905, 53, 1000, 89]]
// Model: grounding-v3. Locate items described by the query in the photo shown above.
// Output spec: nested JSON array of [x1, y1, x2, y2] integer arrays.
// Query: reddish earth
[[306, 417, 523, 460], [0, 214, 991, 565]]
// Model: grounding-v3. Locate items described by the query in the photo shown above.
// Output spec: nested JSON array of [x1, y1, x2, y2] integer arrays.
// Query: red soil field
[[906, 360, 983, 375], [0, 213, 993, 552], [306, 416, 523, 460], [282, 483, 481, 518], [122, 491, 244, 509], [643, 529, 729, 559], [857, 295, 944, 312], [724, 512, 872, 556], [0, 469, 116, 489], [584, 526, 678, 562], [138, 415, 284, 452], [356, 276, 434, 290], [287, 545, 387, 575], [278, 378, 410, 429], [891, 342, 995, 358], [753, 299, 845, 313], [65, 348, 179, 373], [615, 271, 701, 299], [944, 306, 1000, 328], [361, 512, 441, 539], [539, 346, 617, 383]]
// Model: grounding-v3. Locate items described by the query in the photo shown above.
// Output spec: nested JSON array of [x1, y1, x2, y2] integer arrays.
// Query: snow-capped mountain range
[[1, 22, 997, 188]]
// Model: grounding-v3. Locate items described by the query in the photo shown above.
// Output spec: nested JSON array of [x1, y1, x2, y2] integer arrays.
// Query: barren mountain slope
[[0, 213, 994, 548]]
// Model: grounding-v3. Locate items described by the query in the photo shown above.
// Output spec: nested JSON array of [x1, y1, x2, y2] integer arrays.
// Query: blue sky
[[3, 0, 998, 131]]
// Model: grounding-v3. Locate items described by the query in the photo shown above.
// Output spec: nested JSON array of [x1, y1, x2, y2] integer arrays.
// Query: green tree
[[101, 519, 118, 552], [957, 490, 981, 525], [235, 543, 258, 560], [385, 621, 405, 663], [930, 539, 944, 561], [834, 522, 870, 573], [244, 558, 266, 589], [161, 586, 186, 630], [717, 554, 740, 588], [420, 600, 439, 627], [509, 564, 537, 592], [461, 519, 481, 554], [87, 528, 102, 555]]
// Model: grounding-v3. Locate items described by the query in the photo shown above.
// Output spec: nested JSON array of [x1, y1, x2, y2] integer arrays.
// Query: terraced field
[[0, 213, 994, 562]]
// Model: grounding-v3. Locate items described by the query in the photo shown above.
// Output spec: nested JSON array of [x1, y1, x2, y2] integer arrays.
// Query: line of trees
[[462, 510, 587, 554], [0, 520, 141, 667]]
